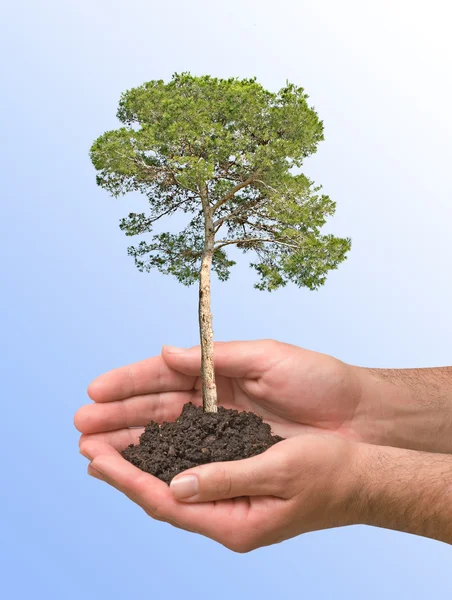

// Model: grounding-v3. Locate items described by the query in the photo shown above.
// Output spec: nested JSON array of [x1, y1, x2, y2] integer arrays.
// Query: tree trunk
[[199, 246, 217, 412], [198, 181, 218, 413]]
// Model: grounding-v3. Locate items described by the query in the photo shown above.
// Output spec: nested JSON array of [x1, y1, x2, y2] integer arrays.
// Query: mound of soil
[[121, 402, 284, 485]]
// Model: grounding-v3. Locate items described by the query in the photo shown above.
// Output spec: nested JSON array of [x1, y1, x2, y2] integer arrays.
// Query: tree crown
[[90, 73, 350, 290]]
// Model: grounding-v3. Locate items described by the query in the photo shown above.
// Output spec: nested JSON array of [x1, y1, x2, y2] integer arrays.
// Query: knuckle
[[261, 338, 278, 351], [144, 506, 162, 521], [228, 535, 256, 554], [135, 473, 151, 492], [147, 501, 165, 522], [134, 475, 167, 520], [216, 522, 259, 553], [273, 451, 297, 496], [212, 468, 233, 497], [219, 526, 257, 554], [231, 542, 254, 554], [154, 392, 165, 423]]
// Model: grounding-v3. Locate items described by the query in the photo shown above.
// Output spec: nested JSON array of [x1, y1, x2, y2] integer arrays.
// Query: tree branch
[[135, 156, 198, 194], [254, 179, 281, 196], [211, 172, 259, 212], [213, 196, 265, 232], [147, 198, 190, 223], [214, 237, 298, 250], [112, 150, 199, 194], [241, 219, 293, 237]]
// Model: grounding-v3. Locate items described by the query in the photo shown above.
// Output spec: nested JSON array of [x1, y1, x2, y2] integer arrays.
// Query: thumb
[[162, 340, 280, 379], [169, 446, 288, 502], [161, 345, 200, 377]]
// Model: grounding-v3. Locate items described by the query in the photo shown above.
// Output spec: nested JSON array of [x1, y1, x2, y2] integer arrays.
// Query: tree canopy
[[90, 73, 351, 291]]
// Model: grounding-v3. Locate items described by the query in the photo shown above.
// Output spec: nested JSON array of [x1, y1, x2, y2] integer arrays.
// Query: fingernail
[[170, 475, 199, 499], [163, 346, 187, 354], [80, 448, 92, 460]]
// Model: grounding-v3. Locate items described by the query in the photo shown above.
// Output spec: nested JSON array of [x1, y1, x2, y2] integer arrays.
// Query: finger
[[88, 355, 196, 403], [162, 340, 285, 379], [74, 390, 197, 433], [79, 428, 144, 452], [80, 439, 120, 460], [80, 440, 164, 510], [82, 443, 157, 514], [87, 448, 202, 522], [169, 443, 289, 502], [88, 464, 105, 480], [81, 442, 263, 548]]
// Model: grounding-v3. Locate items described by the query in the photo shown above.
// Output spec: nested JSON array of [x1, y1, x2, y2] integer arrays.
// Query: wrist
[[318, 438, 374, 530], [351, 442, 452, 543], [344, 442, 419, 532], [351, 365, 452, 453], [335, 441, 374, 529]]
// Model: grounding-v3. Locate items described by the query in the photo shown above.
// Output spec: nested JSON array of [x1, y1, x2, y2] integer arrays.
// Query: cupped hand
[[80, 432, 362, 552], [75, 340, 366, 446]]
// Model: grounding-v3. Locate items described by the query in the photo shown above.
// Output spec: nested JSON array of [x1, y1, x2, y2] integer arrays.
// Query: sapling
[[90, 73, 350, 414]]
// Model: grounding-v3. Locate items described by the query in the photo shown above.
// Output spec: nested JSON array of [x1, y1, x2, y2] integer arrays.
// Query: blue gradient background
[[1, 0, 451, 598]]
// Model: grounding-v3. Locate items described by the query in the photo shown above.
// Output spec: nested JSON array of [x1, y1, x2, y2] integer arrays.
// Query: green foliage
[[90, 73, 350, 290], [124, 215, 236, 285]]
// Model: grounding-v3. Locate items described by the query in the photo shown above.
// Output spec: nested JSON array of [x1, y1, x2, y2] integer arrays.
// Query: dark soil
[[121, 402, 284, 485]]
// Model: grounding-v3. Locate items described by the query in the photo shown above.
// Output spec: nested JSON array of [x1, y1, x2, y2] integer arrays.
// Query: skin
[[75, 340, 452, 551]]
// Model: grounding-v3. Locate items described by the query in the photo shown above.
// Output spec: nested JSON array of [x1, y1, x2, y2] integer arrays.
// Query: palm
[[78, 435, 316, 552], [75, 340, 363, 448], [195, 342, 362, 439], [75, 340, 361, 550]]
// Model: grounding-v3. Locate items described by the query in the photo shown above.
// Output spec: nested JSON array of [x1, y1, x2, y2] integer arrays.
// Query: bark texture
[[199, 184, 218, 412]]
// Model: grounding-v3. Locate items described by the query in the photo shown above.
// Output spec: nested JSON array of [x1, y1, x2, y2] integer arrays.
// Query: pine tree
[[90, 73, 351, 412]]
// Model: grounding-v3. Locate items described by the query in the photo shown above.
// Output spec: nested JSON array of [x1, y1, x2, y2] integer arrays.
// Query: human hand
[[80, 432, 361, 552], [75, 340, 452, 549], [152, 341, 452, 453], [74, 340, 367, 446]]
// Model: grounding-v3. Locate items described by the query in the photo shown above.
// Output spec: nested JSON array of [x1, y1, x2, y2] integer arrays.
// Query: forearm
[[354, 366, 452, 453], [354, 443, 452, 545]]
